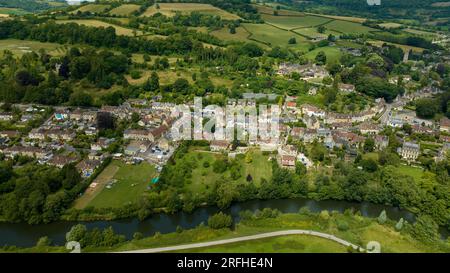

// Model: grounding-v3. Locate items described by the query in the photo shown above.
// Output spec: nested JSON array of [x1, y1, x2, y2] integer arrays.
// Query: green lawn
[[261, 14, 332, 30], [109, 4, 141, 16], [323, 20, 377, 34], [87, 160, 156, 208], [0, 39, 66, 56], [242, 23, 310, 51], [303, 46, 343, 64], [176, 235, 347, 253], [184, 148, 273, 195]]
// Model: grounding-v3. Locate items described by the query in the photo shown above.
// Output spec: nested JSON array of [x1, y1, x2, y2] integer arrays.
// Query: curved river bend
[[0, 198, 425, 247]]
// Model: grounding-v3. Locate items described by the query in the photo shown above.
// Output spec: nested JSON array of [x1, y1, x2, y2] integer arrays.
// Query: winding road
[[115, 230, 364, 253]]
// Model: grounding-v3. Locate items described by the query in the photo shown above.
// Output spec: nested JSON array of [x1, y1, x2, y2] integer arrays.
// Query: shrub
[[337, 220, 349, 231], [208, 212, 233, 229]]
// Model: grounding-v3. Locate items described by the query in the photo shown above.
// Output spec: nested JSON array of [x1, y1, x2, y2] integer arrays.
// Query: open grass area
[[0, 39, 66, 56], [210, 26, 252, 44], [0, 7, 29, 15], [71, 4, 110, 14], [55, 19, 143, 36], [254, 4, 305, 16], [73, 163, 120, 209], [177, 234, 347, 253], [306, 13, 367, 23], [109, 4, 141, 16], [242, 23, 310, 51], [182, 148, 273, 196], [367, 39, 425, 53], [303, 46, 343, 64], [262, 14, 331, 30], [379, 23, 403, 29], [87, 212, 449, 253], [86, 160, 156, 209], [323, 20, 377, 34], [141, 3, 240, 20]]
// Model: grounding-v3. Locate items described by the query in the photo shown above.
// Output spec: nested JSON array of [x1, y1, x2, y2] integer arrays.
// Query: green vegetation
[[108, 4, 141, 17], [141, 3, 241, 20], [86, 160, 156, 209]]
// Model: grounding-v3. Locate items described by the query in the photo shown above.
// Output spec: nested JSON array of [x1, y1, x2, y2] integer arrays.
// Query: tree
[[416, 98, 438, 119], [315, 51, 327, 65], [208, 212, 233, 229], [317, 25, 326, 34], [66, 224, 87, 244], [288, 37, 297, 44], [69, 91, 93, 107], [295, 161, 307, 176], [378, 210, 387, 224], [363, 138, 375, 152], [144, 72, 159, 92]]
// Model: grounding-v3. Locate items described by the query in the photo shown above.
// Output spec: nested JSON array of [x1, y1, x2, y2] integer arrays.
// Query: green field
[[303, 46, 343, 63], [141, 3, 240, 20], [242, 23, 310, 51], [183, 148, 273, 196], [0, 7, 29, 16], [176, 235, 347, 253], [86, 160, 156, 209], [0, 39, 66, 56], [262, 14, 331, 30], [323, 20, 377, 34], [71, 4, 110, 14], [210, 26, 252, 44], [55, 19, 143, 36], [109, 4, 141, 16]]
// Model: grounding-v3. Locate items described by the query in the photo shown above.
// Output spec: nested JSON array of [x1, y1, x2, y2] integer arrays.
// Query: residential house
[[76, 159, 101, 178], [399, 142, 420, 161], [210, 140, 230, 152], [338, 83, 356, 94], [47, 155, 78, 168], [281, 155, 296, 168], [440, 117, 450, 133]]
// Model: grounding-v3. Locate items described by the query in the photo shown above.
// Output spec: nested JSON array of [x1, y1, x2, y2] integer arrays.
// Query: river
[[0, 198, 427, 248]]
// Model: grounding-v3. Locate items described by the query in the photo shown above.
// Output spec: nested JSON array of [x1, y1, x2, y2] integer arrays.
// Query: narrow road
[[115, 230, 364, 253]]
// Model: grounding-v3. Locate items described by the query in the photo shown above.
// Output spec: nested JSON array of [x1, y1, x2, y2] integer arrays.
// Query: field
[[210, 26, 252, 44], [323, 20, 377, 34], [141, 3, 240, 20], [71, 4, 110, 14], [0, 7, 29, 16], [293, 27, 340, 39], [303, 46, 343, 63], [181, 148, 273, 196], [73, 162, 120, 209], [242, 23, 310, 51], [0, 39, 66, 56], [379, 23, 403, 29], [176, 235, 347, 253], [109, 4, 141, 16], [95, 212, 449, 253], [82, 160, 156, 209], [254, 4, 305, 16], [261, 14, 331, 30], [431, 2, 450, 7], [306, 13, 367, 23], [55, 20, 143, 36], [367, 40, 425, 53]]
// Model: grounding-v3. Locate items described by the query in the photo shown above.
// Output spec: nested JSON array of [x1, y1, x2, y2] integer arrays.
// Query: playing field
[[84, 160, 157, 209], [141, 3, 240, 20], [55, 19, 143, 36], [109, 4, 141, 16], [71, 4, 110, 14], [242, 23, 310, 51], [261, 14, 331, 30], [0, 39, 66, 56]]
